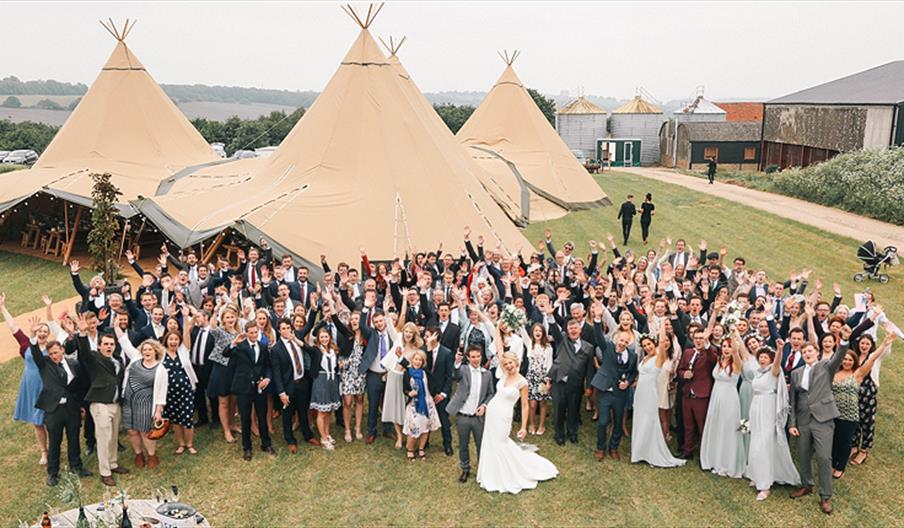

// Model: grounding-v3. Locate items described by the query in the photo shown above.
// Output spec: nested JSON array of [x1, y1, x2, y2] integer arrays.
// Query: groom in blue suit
[[591, 320, 638, 461]]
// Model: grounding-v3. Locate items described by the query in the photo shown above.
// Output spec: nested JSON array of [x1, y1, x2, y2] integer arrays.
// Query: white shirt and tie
[[192, 327, 209, 366], [369, 331, 390, 373], [58, 360, 75, 404], [800, 363, 812, 391], [285, 338, 305, 381], [461, 365, 483, 415]]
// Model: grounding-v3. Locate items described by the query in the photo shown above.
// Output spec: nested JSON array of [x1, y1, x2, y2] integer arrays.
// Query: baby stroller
[[854, 240, 898, 283]]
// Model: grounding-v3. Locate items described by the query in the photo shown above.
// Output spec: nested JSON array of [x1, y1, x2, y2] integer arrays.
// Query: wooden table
[[33, 499, 210, 528]]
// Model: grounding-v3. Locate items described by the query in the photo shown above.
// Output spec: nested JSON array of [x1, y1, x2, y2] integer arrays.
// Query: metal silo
[[610, 95, 666, 165], [673, 95, 727, 123], [555, 96, 607, 161]]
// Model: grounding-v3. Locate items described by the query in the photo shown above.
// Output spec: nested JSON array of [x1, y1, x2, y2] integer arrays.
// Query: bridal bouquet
[[500, 304, 527, 331], [723, 300, 743, 328], [737, 419, 751, 435]]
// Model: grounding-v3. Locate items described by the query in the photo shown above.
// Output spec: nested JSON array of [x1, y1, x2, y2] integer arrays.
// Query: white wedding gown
[[477, 376, 558, 494]]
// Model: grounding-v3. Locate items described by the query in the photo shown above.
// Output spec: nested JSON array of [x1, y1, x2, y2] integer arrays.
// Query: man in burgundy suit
[[676, 328, 718, 459]]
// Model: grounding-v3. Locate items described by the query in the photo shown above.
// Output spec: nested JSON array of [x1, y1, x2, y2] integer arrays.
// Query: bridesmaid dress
[[700, 364, 744, 477]]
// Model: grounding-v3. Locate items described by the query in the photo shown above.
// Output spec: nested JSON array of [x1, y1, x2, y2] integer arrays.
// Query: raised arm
[[0, 293, 20, 334], [770, 338, 784, 377], [855, 333, 896, 381]]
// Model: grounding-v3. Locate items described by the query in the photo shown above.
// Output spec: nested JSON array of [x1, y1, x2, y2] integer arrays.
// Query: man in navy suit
[[188, 311, 217, 427], [591, 317, 638, 461], [423, 328, 454, 455], [224, 321, 274, 460], [781, 327, 807, 384], [358, 309, 394, 443], [271, 318, 317, 453]]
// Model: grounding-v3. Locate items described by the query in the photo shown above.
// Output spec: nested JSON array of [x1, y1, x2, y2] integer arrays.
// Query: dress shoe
[[209, 421, 220, 430], [243, 450, 252, 461], [288, 444, 298, 454], [609, 449, 621, 461], [308, 438, 321, 447], [365, 435, 376, 445], [73, 467, 93, 478], [789, 487, 813, 499], [110, 466, 130, 475], [594, 450, 606, 461], [47, 474, 59, 487], [820, 498, 833, 514], [85, 445, 96, 457], [101, 475, 116, 487], [555, 437, 566, 446], [146, 455, 159, 469], [458, 470, 469, 483], [262, 446, 275, 455], [569, 434, 578, 444], [134, 453, 146, 468], [117, 442, 125, 452], [444, 446, 454, 456]]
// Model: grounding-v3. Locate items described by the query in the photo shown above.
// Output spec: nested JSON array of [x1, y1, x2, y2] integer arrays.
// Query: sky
[[3, 1, 904, 102]]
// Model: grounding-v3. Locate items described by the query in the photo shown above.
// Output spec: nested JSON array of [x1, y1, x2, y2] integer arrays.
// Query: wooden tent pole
[[118, 219, 130, 259], [63, 202, 69, 243], [62, 205, 82, 265], [202, 230, 228, 265]]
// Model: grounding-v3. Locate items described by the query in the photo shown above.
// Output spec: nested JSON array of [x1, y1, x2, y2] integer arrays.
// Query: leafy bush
[[764, 164, 780, 174], [1, 96, 21, 108], [34, 98, 64, 110], [772, 147, 904, 225]]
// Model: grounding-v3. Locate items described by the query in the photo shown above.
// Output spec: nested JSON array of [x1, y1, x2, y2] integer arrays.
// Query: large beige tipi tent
[[139, 6, 530, 267], [457, 52, 610, 217], [0, 19, 221, 217]]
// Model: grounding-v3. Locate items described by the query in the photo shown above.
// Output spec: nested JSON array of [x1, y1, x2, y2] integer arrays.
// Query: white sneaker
[[756, 490, 770, 501]]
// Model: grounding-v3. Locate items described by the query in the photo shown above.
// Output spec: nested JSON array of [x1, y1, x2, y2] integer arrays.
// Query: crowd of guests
[[4, 228, 900, 512]]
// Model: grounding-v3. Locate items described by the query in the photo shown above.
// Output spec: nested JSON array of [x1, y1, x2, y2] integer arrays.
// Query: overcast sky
[[3, 1, 903, 102]]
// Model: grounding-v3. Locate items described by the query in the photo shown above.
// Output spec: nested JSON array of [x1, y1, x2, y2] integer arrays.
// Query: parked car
[[1, 149, 38, 165], [0, 151, 9, 162], [210, 142, 226, 159], [570, 149, 588, 165], [230, 149, 259, 160]]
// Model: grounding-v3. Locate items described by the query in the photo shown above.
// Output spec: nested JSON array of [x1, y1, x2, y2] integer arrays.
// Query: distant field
[[0, 95, 80, 107], [0, 100, 300, 125]]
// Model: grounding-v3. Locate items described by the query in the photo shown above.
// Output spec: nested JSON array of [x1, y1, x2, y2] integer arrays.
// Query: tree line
[[434, 88, 556, 134]]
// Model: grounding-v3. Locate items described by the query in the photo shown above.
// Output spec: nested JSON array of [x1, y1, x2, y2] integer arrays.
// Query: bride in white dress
[[477, 351, 558, 494]]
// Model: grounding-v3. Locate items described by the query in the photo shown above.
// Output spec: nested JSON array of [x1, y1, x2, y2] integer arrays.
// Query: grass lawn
[[0, 172, 902, 526]]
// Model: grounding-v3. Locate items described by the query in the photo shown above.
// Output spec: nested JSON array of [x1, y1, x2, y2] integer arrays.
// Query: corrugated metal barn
[[609, 96, 665, 165], [555, 96, 607, 160], [762, 60, 904, 169]]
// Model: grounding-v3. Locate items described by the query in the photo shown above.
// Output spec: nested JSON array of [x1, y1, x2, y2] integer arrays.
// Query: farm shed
[[597, 138, 642, 167], [762, 60, 904, 169], [661, 121, 761, 171]]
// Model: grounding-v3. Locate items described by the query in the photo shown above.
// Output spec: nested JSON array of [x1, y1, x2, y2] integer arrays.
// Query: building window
[[744, 146, 756, 161], [704, 146, 719, 160]]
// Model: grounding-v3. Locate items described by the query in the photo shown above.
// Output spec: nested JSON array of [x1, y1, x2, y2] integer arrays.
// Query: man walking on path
[[617, 194, 637, 246], [706, 156, 717, 184]]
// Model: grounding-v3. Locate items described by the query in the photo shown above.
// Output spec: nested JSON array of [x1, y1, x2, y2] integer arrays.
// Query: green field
[[0, 171, 901, 526]]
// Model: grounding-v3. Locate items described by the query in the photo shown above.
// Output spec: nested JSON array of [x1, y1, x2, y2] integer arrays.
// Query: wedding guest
[[640, 193, 655, 245], [358, 309, 396, 444], [307, 326, 342, 451], [116, 333, 166, 470], [699, 338, 744, 478], [382, 321, 417, 449], [830, 334, 895, 479], [525, 323, 553, 436], [75, 314, 131, 486], [402, 350, 441, 460], [630, 327, 685, 468], [225, 321, 274, 461], [657, 317, 680, 443], [422, 327, 455, 456], [30, 339, 92, 486], [447, 346, 494, 482], [207, 305, 241, 444], [546, 317, 596, 446], [1, 293, 48, 466], [590, 314, 638, 461], [737, 330, 761, 462], [162, 308, 199, 455], [744, 344, 800, 501]]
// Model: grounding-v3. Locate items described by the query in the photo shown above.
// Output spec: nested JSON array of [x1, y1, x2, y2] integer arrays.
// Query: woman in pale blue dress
[[2, 294, 49, 465], [743, 344, 800, 501], [631, 331, 685, 468], [700, 338, 744, 477], [738, 332, 761, 461]]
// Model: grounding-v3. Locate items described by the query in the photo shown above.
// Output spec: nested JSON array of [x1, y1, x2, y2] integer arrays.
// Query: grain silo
[[555, 96, 607, 161], [610, 95, 665, 165]]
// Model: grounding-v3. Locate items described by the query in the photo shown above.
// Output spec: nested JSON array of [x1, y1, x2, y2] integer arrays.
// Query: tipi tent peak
[[378, 35, 406, 57], [341, 2, 384, 29], [498, 49, 520, 67]]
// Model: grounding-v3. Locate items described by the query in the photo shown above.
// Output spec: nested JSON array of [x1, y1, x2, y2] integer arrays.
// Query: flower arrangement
[[723, 300, 743, 328], [499, 304, 527, 331], [737, 419, 751, 435]]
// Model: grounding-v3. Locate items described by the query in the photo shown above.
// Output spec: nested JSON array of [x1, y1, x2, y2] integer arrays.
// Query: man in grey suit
[[446, 346, 495, 483], [788, 342, 845, 514]]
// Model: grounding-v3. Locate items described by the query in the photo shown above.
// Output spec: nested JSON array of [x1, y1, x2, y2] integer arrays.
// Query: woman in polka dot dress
[[162, 306, 200, 455]]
